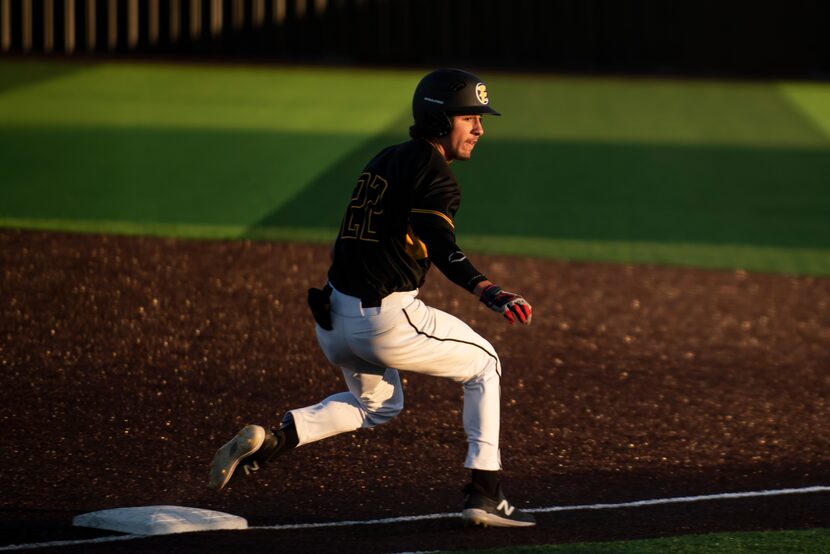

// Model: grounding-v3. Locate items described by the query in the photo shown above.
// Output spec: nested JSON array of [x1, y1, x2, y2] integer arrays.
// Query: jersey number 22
[[340, 172, 389, 242]]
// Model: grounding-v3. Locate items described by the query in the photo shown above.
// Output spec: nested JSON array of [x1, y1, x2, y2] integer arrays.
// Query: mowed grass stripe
[[3, 218, 829, 276], [487, 74, 830, 147], [2, 61, 829, 147], [0, 61, 417, 134]]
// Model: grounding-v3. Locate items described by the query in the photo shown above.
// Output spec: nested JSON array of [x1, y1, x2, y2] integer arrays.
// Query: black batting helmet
[[410, 68, 500, 138]]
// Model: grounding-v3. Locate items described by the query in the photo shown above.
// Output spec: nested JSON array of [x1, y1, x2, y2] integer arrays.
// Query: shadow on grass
[[246, 126, 830, 249], [0, 59, 97, 94], [246, 111, 412, 235]]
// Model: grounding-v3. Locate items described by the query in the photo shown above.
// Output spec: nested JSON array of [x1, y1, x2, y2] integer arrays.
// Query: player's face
[[443, 114, 484, 162]]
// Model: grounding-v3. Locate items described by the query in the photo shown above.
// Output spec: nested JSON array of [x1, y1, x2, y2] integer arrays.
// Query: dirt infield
[[2, 229, 829, 552]]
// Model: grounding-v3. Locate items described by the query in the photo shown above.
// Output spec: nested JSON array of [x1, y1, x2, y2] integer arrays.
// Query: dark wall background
[[3, 0, 829, 79]]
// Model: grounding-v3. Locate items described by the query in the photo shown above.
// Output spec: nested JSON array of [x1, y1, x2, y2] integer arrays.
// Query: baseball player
[[209, 68, 535, 528]]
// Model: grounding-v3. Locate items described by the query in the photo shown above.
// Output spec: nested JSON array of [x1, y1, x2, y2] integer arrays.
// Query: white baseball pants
[[288, 286, 502, 471]]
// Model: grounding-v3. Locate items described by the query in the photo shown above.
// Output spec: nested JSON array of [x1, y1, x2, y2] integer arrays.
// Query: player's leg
[[399, 302, 535, 526], [350, 296, 502, 470], [208, 369, 402, 490], [348, 295, 535, 527], [207, 418, 297, 490], [285, 309, 406, 445], [288, 366, 403, 446], [208, 322, 403, 490]]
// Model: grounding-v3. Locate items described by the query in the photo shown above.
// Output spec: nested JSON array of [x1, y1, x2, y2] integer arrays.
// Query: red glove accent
[[479, 285, 533, 325]]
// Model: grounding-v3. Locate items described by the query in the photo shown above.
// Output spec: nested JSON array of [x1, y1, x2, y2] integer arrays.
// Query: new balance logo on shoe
[[497, 499, 515, 516], [461, 483, 536, 527]]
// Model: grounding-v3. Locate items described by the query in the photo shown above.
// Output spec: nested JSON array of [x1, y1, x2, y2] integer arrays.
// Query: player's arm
[[412, 169, 531, 325], [413, 222, 532, 325], [412, 222, 487, 292]]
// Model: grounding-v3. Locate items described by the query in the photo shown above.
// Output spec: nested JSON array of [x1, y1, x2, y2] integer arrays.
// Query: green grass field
[[447, 528, 830, 553], [1, 59, 828, 551], [1, 60, 830, 275]]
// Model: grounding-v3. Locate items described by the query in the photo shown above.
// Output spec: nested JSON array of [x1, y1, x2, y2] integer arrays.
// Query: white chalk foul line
[[0, 534, 146, 552], [250, 511, 459, 531], [1, 485, 828, 551], [525, 485, 830, 513], [249, 485, 830, 530]]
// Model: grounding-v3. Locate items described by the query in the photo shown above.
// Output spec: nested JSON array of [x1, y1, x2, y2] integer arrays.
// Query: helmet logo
[[475, 83, 489, 105]]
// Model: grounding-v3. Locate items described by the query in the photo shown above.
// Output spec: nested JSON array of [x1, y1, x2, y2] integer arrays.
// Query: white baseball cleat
[[208, 424, 266, 491], [461, 483, 536, 527]]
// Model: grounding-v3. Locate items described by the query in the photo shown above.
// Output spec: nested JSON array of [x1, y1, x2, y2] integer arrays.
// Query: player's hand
[[479, 284, 532, 325]]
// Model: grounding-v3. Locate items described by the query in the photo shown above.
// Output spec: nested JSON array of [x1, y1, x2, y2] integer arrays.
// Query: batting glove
[[479, 284, 532, 325]]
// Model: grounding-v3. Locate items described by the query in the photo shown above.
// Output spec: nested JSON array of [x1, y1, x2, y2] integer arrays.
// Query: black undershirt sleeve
[[413, 223, 488, 293]]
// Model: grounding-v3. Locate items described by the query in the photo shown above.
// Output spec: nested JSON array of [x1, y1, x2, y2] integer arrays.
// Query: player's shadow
[[247, 112, 411, 234]]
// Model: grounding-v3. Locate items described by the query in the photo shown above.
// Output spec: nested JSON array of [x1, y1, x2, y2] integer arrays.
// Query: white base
[[73, 505, 247, 535]]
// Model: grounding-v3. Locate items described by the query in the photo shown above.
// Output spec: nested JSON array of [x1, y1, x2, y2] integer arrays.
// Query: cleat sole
[[208, 425, 266, 491], [462, 508, 536, 528]]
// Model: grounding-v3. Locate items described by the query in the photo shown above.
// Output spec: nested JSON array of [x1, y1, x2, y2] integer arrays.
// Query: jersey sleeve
[[414, 224, 488, 292], [409, 165, 460, 233], [408, 159, 487, 292]]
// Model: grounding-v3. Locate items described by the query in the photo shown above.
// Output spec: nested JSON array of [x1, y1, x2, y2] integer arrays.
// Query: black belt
[[361, 298, 382, 308]]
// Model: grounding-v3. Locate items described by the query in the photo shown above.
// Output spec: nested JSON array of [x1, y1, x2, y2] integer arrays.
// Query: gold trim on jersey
[[410, 208, 454, 229], [405, 226, 429, 260]]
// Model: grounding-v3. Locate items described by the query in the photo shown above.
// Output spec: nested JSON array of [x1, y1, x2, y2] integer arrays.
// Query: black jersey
[[328, 139, 486, 304]]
